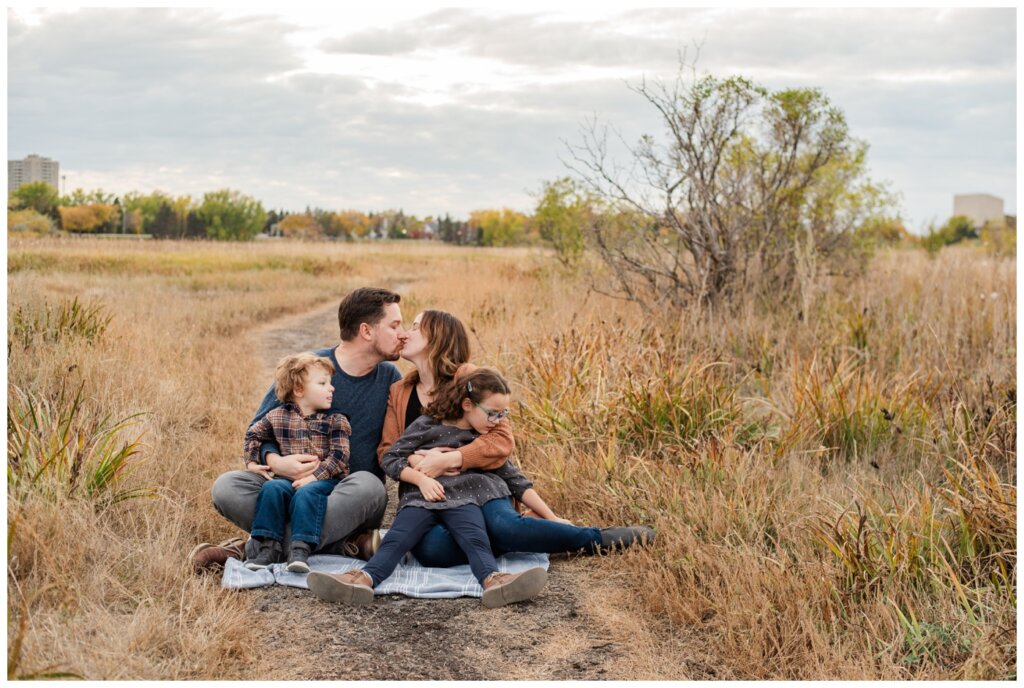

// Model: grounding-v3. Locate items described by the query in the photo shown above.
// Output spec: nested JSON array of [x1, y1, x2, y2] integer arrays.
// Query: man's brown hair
[[337, 287, 402, 341], [274, 353, 335, 402]]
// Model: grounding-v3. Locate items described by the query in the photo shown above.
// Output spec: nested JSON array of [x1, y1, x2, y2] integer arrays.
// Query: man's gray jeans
[[211, 470, 387, 555]]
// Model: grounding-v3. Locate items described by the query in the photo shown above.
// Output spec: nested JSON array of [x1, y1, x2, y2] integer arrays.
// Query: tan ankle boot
[[307, 569, 374, 606], [481, 567, 548, 608]]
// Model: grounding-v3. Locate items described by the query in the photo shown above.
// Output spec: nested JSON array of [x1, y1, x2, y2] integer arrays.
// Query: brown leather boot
[[481, 567, 548, 608], [307, 569, 375, 606], [188, 537, 247, 572], [340, 530, 382, 561]]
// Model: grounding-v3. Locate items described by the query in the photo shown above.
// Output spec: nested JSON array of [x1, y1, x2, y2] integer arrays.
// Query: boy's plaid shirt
[[243, 403, 352, 480]]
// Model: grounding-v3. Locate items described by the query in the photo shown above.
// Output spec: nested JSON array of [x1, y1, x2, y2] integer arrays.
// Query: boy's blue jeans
[[411, 497, 602, 567], [250, 477, 339, 547]]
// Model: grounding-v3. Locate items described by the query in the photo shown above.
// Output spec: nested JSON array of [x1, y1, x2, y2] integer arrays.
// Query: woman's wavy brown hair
[[425, 367, 510, 422], [404, 309, 470, 390]]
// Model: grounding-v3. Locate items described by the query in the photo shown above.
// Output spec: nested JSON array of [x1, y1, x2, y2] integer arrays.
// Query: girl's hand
[[292, 475, 316, 489], [548, 516, 574, 526], [418, 477, 446, 502]]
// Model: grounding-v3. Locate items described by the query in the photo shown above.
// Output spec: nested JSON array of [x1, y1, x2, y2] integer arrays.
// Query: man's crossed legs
[[209, 470, 387, 562]]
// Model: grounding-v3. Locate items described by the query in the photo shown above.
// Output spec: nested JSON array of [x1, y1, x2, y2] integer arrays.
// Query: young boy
[[242, 353, 352, 573]]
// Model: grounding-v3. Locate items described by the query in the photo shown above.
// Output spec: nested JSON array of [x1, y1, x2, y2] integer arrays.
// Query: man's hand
[[417, 477, 446, 502], [266, 453, 320, 480], [409, 447, 461, 477], [292, 475, 316, 489]]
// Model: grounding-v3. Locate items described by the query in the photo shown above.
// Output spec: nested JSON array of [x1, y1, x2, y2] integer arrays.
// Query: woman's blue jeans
[[411, 497, 602, 567], [250, 477, 339, 547]]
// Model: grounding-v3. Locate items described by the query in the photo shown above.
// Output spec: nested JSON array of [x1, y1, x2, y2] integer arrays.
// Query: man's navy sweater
[[251, 346, 401, 481]]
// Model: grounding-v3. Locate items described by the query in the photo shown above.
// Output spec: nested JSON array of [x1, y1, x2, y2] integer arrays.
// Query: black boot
[[597, 526, 656, 553]]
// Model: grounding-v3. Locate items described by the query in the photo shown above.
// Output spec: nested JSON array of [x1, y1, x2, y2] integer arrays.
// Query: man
[[194, 287, 408, 568]]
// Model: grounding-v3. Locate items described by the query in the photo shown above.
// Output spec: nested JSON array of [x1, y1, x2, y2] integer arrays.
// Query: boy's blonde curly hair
[[274, 353, 335, 402]]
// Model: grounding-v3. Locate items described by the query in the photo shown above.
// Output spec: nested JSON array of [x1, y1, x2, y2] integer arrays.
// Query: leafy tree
[[10, 181, 60, 217], [57, 204, 120, 233], [195, 189, 266, 241], [980, 218, 1015, 258], [185, 209, 207, 238], [921, 215, 980, 255], [532, 177, 593, 266], [388, 210, 410, 239], [124, 191, 172, 234], [61, 188, 117, 206], [8, 208, 55, 234], [330, 210, 371, 239], [149, 202, 178, 239], [277, 213, 324, 240], [566, 58, 895, 309], [170, 195, 193, 237], [855, 216, 911, 249], [471, 208, 529, 246]]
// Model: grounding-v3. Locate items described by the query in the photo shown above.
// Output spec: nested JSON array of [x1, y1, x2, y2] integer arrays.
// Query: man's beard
[[373, 340, 402, 362]]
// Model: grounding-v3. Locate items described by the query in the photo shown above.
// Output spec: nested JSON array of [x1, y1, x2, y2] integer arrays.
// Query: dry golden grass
[[7, 236, 1015, 679]]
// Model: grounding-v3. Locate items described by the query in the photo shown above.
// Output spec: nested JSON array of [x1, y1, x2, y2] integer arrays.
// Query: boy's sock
[[286, 541, 312, 574], [244, 537, 282, 570]]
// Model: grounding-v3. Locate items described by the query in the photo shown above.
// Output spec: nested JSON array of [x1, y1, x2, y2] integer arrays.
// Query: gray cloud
[[7, 7, 1016, 227]]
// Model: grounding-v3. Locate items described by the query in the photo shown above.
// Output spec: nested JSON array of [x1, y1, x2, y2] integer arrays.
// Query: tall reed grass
[[7, 237, 1014, 679]]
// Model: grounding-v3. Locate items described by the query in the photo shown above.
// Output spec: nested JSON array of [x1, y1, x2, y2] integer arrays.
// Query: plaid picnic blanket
[[221, 549, 550, 599]]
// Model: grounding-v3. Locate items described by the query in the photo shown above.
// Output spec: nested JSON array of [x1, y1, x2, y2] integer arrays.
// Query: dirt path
[[243, 299, 707, 680]]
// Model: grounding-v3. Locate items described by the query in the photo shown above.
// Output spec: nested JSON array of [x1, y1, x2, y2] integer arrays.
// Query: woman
[[377, 309, 653, 567]]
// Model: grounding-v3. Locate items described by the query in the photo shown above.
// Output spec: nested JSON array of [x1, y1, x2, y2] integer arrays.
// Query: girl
[[308, 368, 548, 608], [378, 309, 654, 566]]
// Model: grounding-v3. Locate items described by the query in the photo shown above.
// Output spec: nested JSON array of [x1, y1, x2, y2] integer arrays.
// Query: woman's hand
[[417, 477, 446, 502], [409, 447, 462, 477], [547, 516, 574, 526]]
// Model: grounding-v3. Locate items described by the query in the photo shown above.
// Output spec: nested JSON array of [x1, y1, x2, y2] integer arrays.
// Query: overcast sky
[[6, 6, 1017, 231]]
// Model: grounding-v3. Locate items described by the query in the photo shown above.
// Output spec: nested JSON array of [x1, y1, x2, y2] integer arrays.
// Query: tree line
[[6, 182, 551, 246]]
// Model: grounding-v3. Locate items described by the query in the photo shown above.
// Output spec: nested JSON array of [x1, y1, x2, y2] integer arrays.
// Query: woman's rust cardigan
[[375, 363, 513, 469]]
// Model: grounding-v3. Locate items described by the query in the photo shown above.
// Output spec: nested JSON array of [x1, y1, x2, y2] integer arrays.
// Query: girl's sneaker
[[244, 538, 282, 570], [286, 542, 312, 573]]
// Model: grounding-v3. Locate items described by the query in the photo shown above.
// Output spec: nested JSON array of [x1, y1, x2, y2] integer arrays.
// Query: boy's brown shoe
[[189, 537, 247, 572], [307, 569, 374, 606], [481, 567, 548, 608]]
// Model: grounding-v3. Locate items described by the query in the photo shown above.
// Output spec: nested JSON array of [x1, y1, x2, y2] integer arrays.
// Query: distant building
[[8, 154, 60, 193], [954, 193, 1004, 228]]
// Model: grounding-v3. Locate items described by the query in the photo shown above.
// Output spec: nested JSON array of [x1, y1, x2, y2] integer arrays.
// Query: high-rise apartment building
[[953, 193, 1004, 228], [8, 154, 60, 193]]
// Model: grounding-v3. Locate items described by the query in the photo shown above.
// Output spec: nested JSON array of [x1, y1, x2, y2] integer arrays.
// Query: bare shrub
[[566, 55, 896, 310]]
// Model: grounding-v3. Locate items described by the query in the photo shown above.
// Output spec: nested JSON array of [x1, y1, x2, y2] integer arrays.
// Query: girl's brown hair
[[404, 310, 470, 389], [425, 367, 510, 422]]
